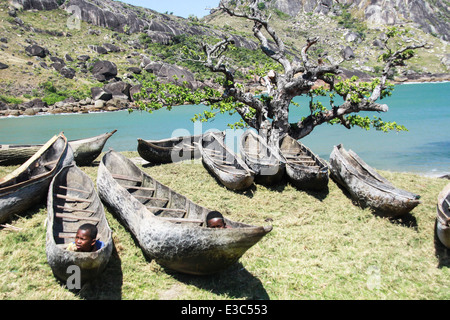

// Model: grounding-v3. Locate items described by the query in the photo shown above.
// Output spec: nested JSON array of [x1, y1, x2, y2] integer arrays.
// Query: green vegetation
[[0, 153, 449, 300]]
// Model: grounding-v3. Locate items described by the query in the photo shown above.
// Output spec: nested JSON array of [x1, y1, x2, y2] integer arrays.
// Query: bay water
[[0, 82, 448, 177]]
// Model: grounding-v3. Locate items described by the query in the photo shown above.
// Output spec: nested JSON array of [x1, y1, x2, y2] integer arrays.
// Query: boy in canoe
[[206, 211, 232, 229], [67, 223, 104, 252]]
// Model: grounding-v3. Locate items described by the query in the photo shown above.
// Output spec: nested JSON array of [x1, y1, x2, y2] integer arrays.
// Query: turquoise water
[[0, 82, 449, 176]]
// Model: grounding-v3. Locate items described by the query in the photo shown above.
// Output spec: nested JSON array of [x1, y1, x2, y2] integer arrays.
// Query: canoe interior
[[103, 150, 212, 223], [0, 135, 67, 189], [280, 135, 326, 170], [202, 133, 250, 174], [50, 165, 110, 246]]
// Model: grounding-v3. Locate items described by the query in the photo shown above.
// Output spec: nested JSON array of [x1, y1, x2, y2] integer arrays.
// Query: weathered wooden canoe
[[69, 129, 117, 166], [0, 133, 73, 223], [329, 144, 421, 217], [0, 144, 41, 166], [97, 150, 271, 275], [278, 135, 329, 191], [0, 130, 117, 166], [200, 132, 255, 191], [240, 130, 285, 185], [137, 131, 225, 164], [436, 183, 450, 248], [46, 164, 113, 285]]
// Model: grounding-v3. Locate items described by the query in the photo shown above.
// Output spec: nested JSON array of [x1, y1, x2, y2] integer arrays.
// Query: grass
[[0, 152, 449, 300]]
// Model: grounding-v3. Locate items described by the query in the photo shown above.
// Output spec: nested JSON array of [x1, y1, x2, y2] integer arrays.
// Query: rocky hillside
[[0, 0, 448, 117]]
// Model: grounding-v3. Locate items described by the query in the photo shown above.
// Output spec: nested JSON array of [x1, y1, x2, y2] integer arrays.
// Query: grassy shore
[[0, 151, 449, 300]]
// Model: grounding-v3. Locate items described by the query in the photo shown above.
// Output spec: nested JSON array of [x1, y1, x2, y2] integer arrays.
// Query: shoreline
[[1, 77, 449, 119]]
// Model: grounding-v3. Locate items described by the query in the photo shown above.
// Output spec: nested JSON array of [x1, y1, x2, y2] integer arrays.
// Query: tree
[[134, 0, 428, 145]]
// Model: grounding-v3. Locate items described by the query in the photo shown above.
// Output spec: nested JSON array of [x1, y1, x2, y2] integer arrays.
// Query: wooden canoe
[[0, 130, 117, 166], [69, 129, 117, 166], [199, 132, 255, 191], [137, 131, 225, 164], [436, 183, 450, 248], [0, 133, 74, 223], [96, 150, 271, 275], [239, 130, 285, 185], [278, 135, 329, 191], [46, 164, 113, 285], [329, 144, 421, 217]]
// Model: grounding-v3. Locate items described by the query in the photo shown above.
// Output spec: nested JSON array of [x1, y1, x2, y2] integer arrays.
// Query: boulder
[[88, 45, 108, 55], [91, 87, 113, 101], [60, 66, 76, 79], [77, 55, 90, 62], [103, 81, 131, 100], [342, 46, 355, 61], [91, 60, 117, 82], [25, 44, 49, 58], [0, 62, 9, 70], [103, 43, 121, 52]]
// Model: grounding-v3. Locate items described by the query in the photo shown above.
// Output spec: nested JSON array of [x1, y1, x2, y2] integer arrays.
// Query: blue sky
[[119, 0, 220, 18]]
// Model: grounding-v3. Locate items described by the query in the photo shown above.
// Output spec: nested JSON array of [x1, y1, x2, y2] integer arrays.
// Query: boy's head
[[206, 211, 226, 228], [74, 223, 98, 252]]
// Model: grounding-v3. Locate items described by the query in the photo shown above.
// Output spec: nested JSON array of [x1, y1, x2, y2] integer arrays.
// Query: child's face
[[207, 218, 226, 228], [74, 229, 96, 252]]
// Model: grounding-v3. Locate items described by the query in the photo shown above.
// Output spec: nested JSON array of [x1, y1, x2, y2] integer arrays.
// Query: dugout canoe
[[278, 135, 329, 191], [436, 183, 450, 248], [0, 130, 117, 166], [239, 130, 285, 185], [69, 129, 117, 166], [46, 164, 113, 285], [96, 150, 271, 275], [199, 132, 255, 191], [329, 144, 421, 217], [0, 133, 73, 223], [137, 131, 225, 164]]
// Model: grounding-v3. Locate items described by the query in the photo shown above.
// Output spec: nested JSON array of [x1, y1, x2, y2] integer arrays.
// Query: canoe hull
[[329, 144, 421, 217], [137, 132, 224, 164], [200, 133, 254, 191], [46, 165, 113, 285], [97, 150, 271, 275], [0, 134, 73, 223], [69, 130, 117, 166], [279, 135, 329, 191], [240, 130, 285, 186], [436, 183, 450, 248], [0, 130, 116, 167]]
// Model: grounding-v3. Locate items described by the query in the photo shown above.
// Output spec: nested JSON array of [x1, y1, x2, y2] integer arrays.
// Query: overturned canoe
[[240, 130, 285, 185], [0, 133, 73, 223], [436, 183, 450, 248], [0, 130, 117, 166], [278, 135, 328, 191], [46, 164, 113, 285], [200, 132, 255, 191], [137, 131, 225, 164], [329, 144, 420, 217], [97, 150, 271, 275]]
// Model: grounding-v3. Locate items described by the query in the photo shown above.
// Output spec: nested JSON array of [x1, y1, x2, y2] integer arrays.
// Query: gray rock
[[91, 87, 113, 101], [88, 45, 108, 55], [103, 81, 131, 100], [0, 62, 9, 70], [60, 66, 76, 79], [342, 46, 355, 61], [91, 60, 117, 82], [25, 44, 49, 58]]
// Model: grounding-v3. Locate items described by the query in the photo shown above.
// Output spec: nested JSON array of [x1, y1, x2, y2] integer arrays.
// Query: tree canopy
[[133, 0, 428, 144]]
